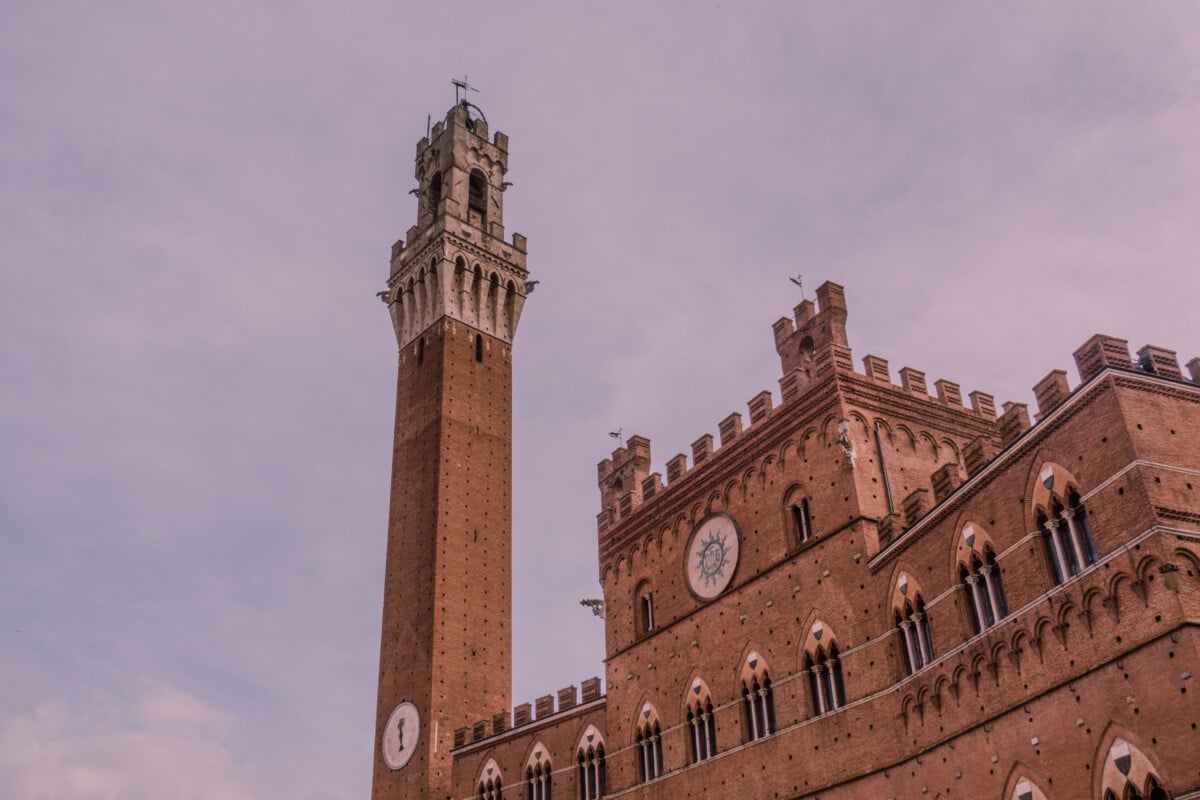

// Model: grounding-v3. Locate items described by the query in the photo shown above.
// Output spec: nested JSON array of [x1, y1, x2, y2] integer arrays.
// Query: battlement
[[416, 102, 510, 157], [453, 676, 604, 750]]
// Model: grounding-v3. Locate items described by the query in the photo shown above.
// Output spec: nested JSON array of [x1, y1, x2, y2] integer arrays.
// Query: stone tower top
[[383, 102, 531, 350]]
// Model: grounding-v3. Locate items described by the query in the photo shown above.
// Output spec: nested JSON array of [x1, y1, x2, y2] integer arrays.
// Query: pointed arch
[[476, 757, 503, 800], [1001, 763, 1051, 800], [1095, 725, 1171, 800], [633, 701, 663, 783], [956, 521, 1008, 634], [575, 723, 606, 800], [682, 675, 717, 763]]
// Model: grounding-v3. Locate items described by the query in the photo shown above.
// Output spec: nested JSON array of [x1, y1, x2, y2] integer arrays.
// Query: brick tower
[[371, 101, 530, 800]]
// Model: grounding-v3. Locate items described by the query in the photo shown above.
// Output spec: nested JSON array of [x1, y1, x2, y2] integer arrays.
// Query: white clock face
[[382, 701, 420, 770], [686, 514, 740, 599]]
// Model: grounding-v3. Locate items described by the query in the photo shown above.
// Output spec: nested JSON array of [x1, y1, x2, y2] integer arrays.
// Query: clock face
[[382, 701, 420, 770], [685, 514, 740, 599]]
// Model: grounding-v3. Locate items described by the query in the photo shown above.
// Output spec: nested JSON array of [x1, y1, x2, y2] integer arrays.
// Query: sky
[[2, 3, 1199, 799]]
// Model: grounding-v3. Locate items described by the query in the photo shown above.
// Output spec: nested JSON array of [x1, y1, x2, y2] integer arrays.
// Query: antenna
[[789, 274, 805, 299], [609, 427, 624, 446]]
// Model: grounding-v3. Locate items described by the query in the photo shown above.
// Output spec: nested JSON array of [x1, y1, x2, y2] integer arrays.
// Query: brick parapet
[[453, 678, 605, 753]]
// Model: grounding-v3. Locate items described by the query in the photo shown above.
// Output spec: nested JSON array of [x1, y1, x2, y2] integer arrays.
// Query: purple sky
[[3, 3, 1199, 798]]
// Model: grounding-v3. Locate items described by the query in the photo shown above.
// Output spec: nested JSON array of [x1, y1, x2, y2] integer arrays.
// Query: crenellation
[[597, 436, 651, 523], [793, 298, 816, 325], [899, 366, 928, 397], [513, 702, 531, 727], [963, 436, 996, 476], [534, 694, 554, 719], [748, 389, 773, 424], [641, 472, 662, 501], [901, 487, 930, 528], [863, 354, 890, 384], [492, 710, 509, 734], [1188, 356, 1200, 383], [934, 378, 963, 408], [557, 685, 578, 711], [969, 390, 997, 420], [930, 462, 963, 503], [1032, 369, 1070, 420], [718, 412, 743, 446], [997, 401, 1031, 446], [472, 719, 489, 741], [1073, 333, 1132, 382], [580, 676, 602, 703], [691, 433, 714, 465], [666, 453, 688, 484], [1136, 344, 1182, 379]]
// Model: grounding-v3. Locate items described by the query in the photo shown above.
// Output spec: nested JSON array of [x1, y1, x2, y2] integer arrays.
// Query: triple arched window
[[525, 745, 552, 800], [740, 652, 776, 741], [576, 727, 606, 800], [1039, 488, 1099, 584], [478, 759, 503, 800], [960, 547, 1008, 634], [895, 594, 935, 674], [804, 625, 845, 715], [635, 704, 663, 783], [685, 678, 718, 762]]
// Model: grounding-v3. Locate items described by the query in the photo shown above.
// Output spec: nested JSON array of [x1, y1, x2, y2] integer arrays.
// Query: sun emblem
[[686, 515, 740, 598], [695, 531, 731, 587]]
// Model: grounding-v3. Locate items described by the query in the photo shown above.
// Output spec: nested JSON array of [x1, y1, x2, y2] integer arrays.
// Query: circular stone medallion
[[382, 701, 420, 770], [685, 514, 740, 599]]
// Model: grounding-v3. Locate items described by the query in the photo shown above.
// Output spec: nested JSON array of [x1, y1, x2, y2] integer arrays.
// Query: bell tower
[[372, 100, 530, 800]]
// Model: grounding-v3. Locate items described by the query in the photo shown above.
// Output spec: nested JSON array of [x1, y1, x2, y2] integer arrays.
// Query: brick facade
[[374, 104, 1200, 800]]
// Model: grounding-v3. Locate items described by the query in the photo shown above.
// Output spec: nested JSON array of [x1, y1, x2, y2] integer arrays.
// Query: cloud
[[0, 684, 261, 800]]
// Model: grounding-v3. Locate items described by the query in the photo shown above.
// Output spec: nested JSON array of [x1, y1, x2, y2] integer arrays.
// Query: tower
[[372, 101, 530, 800]]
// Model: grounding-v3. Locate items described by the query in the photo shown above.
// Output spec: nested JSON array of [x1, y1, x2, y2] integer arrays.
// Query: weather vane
[[789, 273, 805, 299], [452, 74, 479, 104], [609, 427, 624, 446]]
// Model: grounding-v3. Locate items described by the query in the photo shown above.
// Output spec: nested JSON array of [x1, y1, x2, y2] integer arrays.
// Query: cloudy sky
[[3, 3, 1199, 798]]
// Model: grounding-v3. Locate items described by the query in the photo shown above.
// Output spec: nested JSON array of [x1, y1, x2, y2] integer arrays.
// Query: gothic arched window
[[576, 726, 606, 800], [478, 759, 503, 800], [634, 704, 663, 782], [469, 169, 488, 224], [740, 651, 776, 742], [525, 745, 552, 800], [804, 641, 845, 715], [895, 594, 935, 674], [428, 171, 443, 210], [960, 547, 1008, 634], [685, 678, 717, 763]]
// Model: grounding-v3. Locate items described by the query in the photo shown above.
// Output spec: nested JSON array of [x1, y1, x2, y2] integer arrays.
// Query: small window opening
[[639, 592, 654, 633], [475, 334, 483, 362], [792, 499, 812, 545], [418, 337, 425, 365], [428, 172, 442, 210], [469, 169, 487, 223]]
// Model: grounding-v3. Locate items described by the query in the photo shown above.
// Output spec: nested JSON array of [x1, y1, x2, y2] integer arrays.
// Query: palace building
[[370, 101, 1200, 800]]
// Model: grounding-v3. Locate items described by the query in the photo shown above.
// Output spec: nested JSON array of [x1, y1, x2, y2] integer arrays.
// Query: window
[[805, 643, 845, 715], [742, 675, 775, 741], [740, 651, 775, 742], [417, 336, 425, 365], [635, 705, 663, 783], [791, 498, 813, 545], [639, 591, 654, 634], [685, 679, 717, 763], [896, 595, 935, 674], [1039, 488, 1099, 584], [576, 744, 605, 800], [960, 548, 1008, 634], [428, 171, 443, 210], [526, 747, 552, 800], [476, 333, 484, 362], [479, 760, 503, 800], [469, 169, 488, 221]]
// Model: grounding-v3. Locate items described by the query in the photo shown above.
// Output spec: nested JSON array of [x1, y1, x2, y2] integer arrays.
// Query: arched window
[[684, 678, 717, 763], [576, 726, 605, 800], [469, 169, 488, 224], [804, 641, 845, 715], [526, 745, 552, 800], [478, 759, 503, 800], [792, 498, 813, 544], [895, 594, 934, 674], [1034, 466, 1099, 584], [638, 590, 654, 634], [428, 171, 443, 210], [740, 651, 776, 741], [1100, 738, 1172, 800], [960, 547, 1007, 634], [634, 704, 663, 783]]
